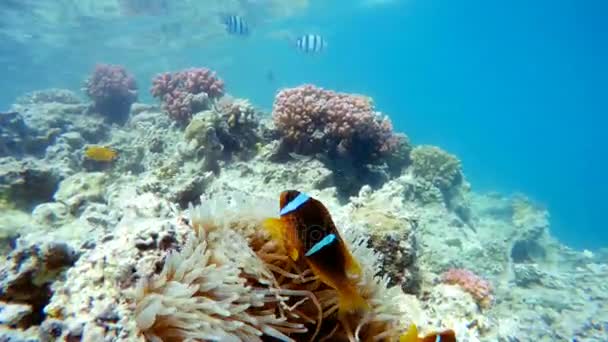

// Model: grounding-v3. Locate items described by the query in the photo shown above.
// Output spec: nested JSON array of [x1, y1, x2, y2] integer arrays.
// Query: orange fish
[[263, 190, 369, 316], [84, 145, 118, 162], [400, 324, 457, 342]]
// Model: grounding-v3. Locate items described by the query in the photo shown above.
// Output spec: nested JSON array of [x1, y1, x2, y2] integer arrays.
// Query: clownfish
[[263, 190, 369, 316], [400, 324, 457, 342]]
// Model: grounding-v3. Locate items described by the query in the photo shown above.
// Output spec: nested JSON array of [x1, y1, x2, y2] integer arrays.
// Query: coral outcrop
[[272, 85, 399, 162], [85, 64, 138, 125], [151, 68, 225, 124]]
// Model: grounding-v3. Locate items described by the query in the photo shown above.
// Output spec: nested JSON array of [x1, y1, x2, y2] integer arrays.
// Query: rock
[[0, 241, 78, 328], [54, 172, 109, 213], [32, 202, 71, 227], [39, 319, 65, 341], [0, 111, 31, 156], [0, 302, 32, 326], [0, 158, 61, 210]]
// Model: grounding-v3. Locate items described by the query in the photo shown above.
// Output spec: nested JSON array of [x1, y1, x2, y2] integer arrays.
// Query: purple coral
[[441, 268, 494, 308], [150, 68, 225, 124], [272, 84, 398, 160], [85, 64, 138, 124]]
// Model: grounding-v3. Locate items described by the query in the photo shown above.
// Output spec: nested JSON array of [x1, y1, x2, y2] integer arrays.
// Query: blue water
[[0, 0, 606, 249]]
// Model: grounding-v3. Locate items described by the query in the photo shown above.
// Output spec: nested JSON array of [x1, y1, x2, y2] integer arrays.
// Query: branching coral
[[85, 64, 138, 124], [135, 192, 406, 342], [272, 85, 399, 162], [441, 268, 493, 309], [151, 68, 225, 124]]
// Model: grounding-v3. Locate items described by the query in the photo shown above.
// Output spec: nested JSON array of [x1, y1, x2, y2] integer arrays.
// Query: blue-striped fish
[[263, 190, 369, 317], [223, 15, 249, 36], [295, 34, 327, 53]]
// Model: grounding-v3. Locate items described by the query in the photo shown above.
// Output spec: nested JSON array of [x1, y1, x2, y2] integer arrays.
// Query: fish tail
[[337, 283, 369, 316]]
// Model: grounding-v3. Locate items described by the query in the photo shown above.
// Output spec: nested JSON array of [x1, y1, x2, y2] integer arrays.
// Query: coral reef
[[85, 64, 138, 124], [151, 68, 225, 124], [0, 84, 606, 342], [272, 85, 399, 162]]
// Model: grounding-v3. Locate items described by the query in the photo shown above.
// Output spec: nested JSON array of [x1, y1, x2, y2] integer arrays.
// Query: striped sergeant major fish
[[223, 14, 249, 35], [296, 34, 327, 53]]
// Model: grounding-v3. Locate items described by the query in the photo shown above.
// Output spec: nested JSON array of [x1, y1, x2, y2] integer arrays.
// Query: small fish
[[295, 34, 327, 54], [400, 324, 457, 342], [84, 146, 118, 162], [223, 15, 249, 36], [263, 190, 369, 316]]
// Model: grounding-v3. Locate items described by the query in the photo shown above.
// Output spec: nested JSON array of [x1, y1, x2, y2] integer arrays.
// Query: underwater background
[[1, 0, 605, 249], [2, 1, 608, 341]]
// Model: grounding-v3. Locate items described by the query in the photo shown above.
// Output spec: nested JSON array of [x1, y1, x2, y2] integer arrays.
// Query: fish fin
[[262, 218, 300, 261], [289, 247, 299, 262], [337, 284, 369, 316], [399, 324, 419, 342], [262, 218, 286, 243]]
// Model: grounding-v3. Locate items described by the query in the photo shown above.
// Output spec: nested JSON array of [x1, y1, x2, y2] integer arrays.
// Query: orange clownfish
[[400, 324, 457, 342], [263, 190, 369, 316]]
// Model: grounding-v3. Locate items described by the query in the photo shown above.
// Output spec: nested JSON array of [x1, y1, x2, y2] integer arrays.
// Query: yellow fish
[[263, 190, 369, 317], [400, 324, 457, 342], [84, 145, 118, 162]]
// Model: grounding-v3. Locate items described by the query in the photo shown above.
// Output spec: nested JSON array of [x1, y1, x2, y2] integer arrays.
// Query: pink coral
[[151, 68, 225, 123], [272, 84, 399, 160], [85, 63, 138, 124], [441, 268, 494, 308]]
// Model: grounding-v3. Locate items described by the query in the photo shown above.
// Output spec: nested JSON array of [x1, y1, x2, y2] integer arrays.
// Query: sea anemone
[[134, 192, 406, 341]]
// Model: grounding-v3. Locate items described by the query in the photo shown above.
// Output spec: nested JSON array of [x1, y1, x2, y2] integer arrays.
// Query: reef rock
[[0, 111, 31, 156], [349, 185, 420, 293], [0, 240, 78, 329], [54, 172, 109, 214], [0, 157, 61, 210]]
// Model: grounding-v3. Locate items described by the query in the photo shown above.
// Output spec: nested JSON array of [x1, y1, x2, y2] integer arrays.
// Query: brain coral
[[135, 193, 406, 342], [272, 85, 399, 161]]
